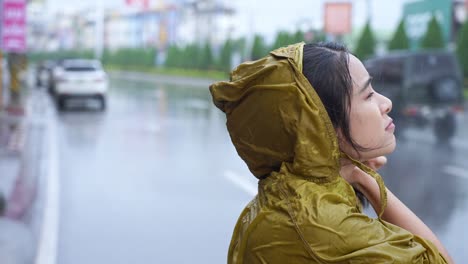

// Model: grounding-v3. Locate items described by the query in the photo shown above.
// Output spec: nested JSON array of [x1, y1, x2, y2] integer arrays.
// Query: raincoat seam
[[290, 60, 341, 179], [288, 171, 341, 186], [344, 154, 388, 219], [295, 74, 338, 163], [288, 43, 341, 176], [228, 199, 254, 264], [228, 197, 268, 264], [278, 176, 326, 264], [238, 212, 267, 264]]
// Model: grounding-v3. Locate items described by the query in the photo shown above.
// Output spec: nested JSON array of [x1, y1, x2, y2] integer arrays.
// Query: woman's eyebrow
[[358, 76, 373, 94]]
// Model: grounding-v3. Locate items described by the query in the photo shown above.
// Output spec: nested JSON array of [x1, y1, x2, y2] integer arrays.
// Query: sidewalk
[[0, 106, 28, 215], [0, 88, 51, 264]]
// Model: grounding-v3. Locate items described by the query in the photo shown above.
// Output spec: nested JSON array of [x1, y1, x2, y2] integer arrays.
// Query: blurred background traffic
[[0, 0, 468, 263]]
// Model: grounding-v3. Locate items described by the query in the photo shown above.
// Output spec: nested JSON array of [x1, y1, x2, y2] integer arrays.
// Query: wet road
[[55, 74, 468, 263]]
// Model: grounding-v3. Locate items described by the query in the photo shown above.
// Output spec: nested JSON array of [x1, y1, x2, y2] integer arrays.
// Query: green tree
[[201, 41, 214, 70], [271, 31, 294, 50], [354, 22, 376, 60], [109, 48, 155, 68], [165, 45, 182, 68], [232, 37, 247, 61], [388, 18, 410, 50], [251, 34, 268, 60], [311, 30, 326, 43], [182, 44, 202, 69], [219, 38, 233, 72], [457, 21, 468, 78], [293, 30, 304, 43], [101, 49, 112, 65], [420, 14, 445, 49]]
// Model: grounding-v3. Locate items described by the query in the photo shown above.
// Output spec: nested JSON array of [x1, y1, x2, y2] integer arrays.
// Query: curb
[[34, 96, 59, 264], [5, 164, 37, 220], [6, 123, 26, 154]]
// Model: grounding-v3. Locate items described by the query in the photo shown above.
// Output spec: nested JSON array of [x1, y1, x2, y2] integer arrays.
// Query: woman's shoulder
[[258, 173, 362, 224]]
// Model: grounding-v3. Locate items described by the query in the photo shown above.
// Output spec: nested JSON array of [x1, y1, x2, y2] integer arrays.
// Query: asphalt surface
[[52, 74, 468, 263]]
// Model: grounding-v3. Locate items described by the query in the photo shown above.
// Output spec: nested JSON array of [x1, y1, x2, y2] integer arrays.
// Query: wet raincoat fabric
[[209, 42, 448, 264]]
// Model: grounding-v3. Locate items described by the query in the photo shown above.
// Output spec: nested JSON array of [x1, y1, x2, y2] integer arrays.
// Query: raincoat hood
[[210, 42, 341, 181]]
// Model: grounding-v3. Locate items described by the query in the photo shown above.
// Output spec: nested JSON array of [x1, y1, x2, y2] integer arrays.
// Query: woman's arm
[[351, 164, 454, 264]]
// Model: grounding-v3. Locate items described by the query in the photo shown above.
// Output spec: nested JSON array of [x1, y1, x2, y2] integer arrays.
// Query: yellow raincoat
[[210, 43, 448, 263]]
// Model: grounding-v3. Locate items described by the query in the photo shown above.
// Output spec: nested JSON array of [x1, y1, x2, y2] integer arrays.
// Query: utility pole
[[0, 51, 3, 110], [3, 0, 27, 112], [187, 0, 234, 44], [366, 0, 372, 23], [95, 0, 104, 60], [0, 0, 3, 110]]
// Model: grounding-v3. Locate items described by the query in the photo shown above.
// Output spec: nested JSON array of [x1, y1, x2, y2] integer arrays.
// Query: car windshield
[[62, 60, 101, 72], [410, 54, 457, 75], [64, 66, 98, 72]]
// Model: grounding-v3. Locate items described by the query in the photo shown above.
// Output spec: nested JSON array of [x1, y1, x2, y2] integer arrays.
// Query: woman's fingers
[[364, 156, 387, 171], [341, 156, 387, 185]]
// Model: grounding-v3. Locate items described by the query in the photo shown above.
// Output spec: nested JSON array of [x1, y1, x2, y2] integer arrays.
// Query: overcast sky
[[230, 0, 407, 37], [45, 0, 408, 37]]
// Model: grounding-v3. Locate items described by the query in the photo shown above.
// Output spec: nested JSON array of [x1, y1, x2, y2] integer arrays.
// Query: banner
[[324, 2, 352, 35], [2, 0, 27, 52], [125, 0, 149, 10], [403, 0, 452, 49]]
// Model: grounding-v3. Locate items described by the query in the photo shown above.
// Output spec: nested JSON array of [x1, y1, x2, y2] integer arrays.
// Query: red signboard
[[324, 2, 352, 35], [125, 0, 149, 10], [2, 0, 27, 52]]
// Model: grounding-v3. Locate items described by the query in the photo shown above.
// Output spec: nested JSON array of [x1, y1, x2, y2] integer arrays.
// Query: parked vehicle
[[364, 50, 464, 142], [53, 59, 108, 111], [35, 60, 56, 89]]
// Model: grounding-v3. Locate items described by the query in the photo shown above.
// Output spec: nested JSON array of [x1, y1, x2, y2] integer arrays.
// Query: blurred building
[[26, 0, 235, 53], [103, 5, 179, 51], [27, 2, 84, 52], [27, 1, 50, 51], [178, 0, 234, 45]]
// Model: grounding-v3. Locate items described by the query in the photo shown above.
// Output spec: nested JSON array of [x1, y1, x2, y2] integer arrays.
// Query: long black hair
[[302, 42, 368, 206], [303, 42, 366, 152]]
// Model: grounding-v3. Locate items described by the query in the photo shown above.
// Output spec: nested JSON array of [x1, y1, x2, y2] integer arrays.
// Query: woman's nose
[[381, 95, 392, 114]]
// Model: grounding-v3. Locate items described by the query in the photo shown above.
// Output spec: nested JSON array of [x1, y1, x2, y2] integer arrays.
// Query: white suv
[[54, 59, 108, 111]]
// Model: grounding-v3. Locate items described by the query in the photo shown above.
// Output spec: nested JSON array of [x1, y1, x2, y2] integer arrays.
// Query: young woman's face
[[339, 54, 396, 161]]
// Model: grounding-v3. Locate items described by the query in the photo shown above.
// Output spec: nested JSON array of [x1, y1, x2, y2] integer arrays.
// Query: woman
[[210, 42, 453, 263]]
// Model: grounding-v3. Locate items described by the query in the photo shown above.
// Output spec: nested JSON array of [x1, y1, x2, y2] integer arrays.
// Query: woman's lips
[[386, 120, 395, 131]]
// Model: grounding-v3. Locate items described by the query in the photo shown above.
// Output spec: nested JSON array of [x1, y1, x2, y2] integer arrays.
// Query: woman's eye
[[366, 92, 374, 99]]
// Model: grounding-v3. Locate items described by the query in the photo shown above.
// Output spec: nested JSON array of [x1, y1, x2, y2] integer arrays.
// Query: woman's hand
[[364, 156, 387, 171], [340, 156, 387, 186], [343, 156, 453, 263], [339, 159, 361, 186]]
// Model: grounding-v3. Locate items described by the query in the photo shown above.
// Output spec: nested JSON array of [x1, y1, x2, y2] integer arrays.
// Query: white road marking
[[442, 166, 468, 180], [35, 97, 60, 264], [224, 170, 257, 196], [146, 124, 161, 133]]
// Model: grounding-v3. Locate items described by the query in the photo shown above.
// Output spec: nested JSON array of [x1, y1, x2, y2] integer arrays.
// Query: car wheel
[[99, 97, 106, 111], [434, 114, 456, 143], [48, 83, 54, 95], [57, 96, 66, 111]]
